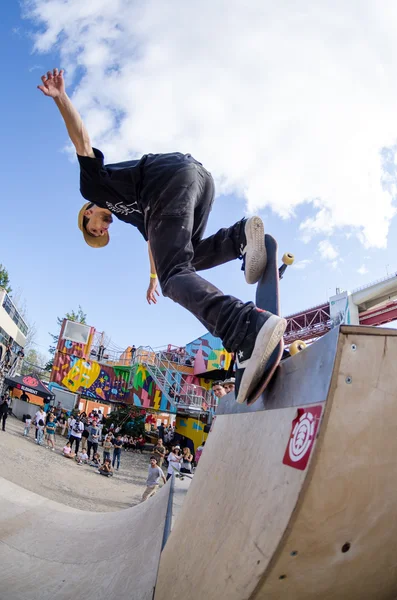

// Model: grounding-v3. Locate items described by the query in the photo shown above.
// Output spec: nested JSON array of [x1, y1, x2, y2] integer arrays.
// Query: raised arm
[[146, 242, 160, 305], [38, 68, 94, 158]]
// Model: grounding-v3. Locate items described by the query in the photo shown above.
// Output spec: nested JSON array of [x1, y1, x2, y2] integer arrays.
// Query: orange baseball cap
[[78, 202, 109, 248]]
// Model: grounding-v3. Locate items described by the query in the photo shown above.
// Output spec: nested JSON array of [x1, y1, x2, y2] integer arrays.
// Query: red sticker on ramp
[[283, 405, 323, 471]]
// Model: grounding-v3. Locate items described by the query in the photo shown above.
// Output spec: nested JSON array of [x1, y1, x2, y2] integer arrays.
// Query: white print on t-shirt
[[106, 201, 141, 216]]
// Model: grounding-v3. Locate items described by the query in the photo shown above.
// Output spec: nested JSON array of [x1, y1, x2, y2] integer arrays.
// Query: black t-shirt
[[78, 149, 201, 241], [113, 439, 123, 451]]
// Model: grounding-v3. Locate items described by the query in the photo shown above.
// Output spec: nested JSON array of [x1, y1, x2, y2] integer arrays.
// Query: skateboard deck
[[171, 465, 193, 480], [246, 234, 286, 405]]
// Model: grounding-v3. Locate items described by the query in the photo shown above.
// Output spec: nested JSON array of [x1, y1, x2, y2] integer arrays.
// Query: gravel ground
[[0, 416, 156, 511]]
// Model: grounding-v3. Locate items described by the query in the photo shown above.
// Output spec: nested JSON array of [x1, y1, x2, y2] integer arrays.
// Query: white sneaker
[[240, 217, 267, 284]]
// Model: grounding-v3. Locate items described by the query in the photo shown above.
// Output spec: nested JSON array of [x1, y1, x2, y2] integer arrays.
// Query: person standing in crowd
[[36, 419, 45, 445], [45, 415, 57, 451], [153, 438, 166, 470], [103, 435, 113, 463], [157, 422, 165, 441], [81, 419, 89, 453], [87, 420, 100, 459], [195, 441, 206, 466], [2, 342, 12, 369], [141, 457, 167, 502], [67, 413, 74, 438], [69, 415, 84, 454], [0, 396, 9, 432], [112, 434, 123, 471], [34, 407, 46, 439], [23, 414, 32, 437], [58, 413, 67, 436], [166, 446, 182, 481], [181, 447, 193, 474]]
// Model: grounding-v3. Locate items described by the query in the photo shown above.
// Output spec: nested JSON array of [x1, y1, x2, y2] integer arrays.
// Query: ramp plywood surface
[[0, 477, 170, 600], [156, 326, 397, 600], [155, 407, 323, 600]]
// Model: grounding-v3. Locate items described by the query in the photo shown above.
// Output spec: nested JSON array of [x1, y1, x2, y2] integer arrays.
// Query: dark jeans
[[112, 450, 121, 469], [103, 451, 110, 463], [144, 163, 255, 352], [69, 435, 81, 454], [1, 413, 7, 431], [87, 441, 98, 459]]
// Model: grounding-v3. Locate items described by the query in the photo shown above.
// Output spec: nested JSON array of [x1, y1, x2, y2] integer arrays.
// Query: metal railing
[[133, 346, 213, 409]]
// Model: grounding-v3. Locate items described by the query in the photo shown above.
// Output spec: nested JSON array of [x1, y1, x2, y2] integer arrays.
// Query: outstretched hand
[[146, 278, 160, 305], [37, 68, 65, 98]]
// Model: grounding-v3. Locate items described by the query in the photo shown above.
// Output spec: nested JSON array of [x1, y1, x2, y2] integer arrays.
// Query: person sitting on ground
[[166, 445, 182, 481], [123, 435, 130, 451], [45, 415, 57, 451], [23, 415, 32, 437], [223, 377, 236, 394], [153, 438, 166, 469], [63, 441, 75, 459], [141, 456, 167, 502], [89, 452, 101, 467], [76, 449, 89, 465], [181, 447, 193, 474], [136, 434, 145, 453], [98, 458, 113, 477], [212, 381, 227, 400]]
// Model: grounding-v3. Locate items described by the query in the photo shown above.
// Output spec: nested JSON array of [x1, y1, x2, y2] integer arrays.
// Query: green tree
[[22, 349, 48, 376], [0, 263, 11, 294], [102, 405, 146, 437], [46, 306, 87, 371]]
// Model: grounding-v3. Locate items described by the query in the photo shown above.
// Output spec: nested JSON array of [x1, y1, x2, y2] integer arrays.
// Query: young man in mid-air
[[38, 68, 286, 404]]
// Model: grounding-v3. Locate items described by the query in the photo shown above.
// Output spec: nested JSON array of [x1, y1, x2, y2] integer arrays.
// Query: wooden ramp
[[0, 477, 171, 600], [155, 325, 397, 600]]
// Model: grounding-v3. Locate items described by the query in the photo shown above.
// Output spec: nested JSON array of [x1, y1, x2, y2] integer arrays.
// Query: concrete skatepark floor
[[0, 416, 157, 511]]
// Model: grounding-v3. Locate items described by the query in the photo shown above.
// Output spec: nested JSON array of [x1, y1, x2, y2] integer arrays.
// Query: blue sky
[[1, 1, 397, 359]]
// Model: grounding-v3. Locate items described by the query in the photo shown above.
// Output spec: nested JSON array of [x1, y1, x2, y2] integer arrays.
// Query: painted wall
[[185, 332, 232, 375], [51, 331, 208, 412], [51, 319, 218, 412], [175, 414, 208, 453]]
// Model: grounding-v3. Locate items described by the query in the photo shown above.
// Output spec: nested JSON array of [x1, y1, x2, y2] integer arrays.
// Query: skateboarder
[[38, 68, 287, 403]]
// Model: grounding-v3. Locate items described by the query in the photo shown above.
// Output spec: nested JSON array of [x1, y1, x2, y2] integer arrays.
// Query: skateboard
[[171, 465, 193, 480], [245, 234, 296, 404]]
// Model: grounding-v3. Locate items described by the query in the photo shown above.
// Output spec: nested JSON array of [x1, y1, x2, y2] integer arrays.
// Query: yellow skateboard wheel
[[282, 252, 294, 266], [289, 340, 307, 355]]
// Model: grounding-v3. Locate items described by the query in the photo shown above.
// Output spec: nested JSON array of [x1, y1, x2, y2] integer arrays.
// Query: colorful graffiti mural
[[185, 332, 232, 375], [51, 320, 209, 412], [51, 319, 220, 412]]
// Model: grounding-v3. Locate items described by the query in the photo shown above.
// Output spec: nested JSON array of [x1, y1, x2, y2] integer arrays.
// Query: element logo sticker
[[283, 405, 323, 470]]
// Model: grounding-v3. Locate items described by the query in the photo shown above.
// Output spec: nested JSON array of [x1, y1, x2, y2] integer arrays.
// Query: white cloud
[[358, 264, 369, 275], [24, 0, 397, 248], [293, 259, 312, 270], [318, 240, 338, 261]]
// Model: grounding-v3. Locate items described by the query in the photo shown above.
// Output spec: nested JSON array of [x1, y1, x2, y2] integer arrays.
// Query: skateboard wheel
[[289, 340, 307, 355], [282, 252, 294, 266]]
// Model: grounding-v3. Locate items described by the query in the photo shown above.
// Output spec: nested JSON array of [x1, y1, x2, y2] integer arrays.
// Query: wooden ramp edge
[[155, 326, 397, 600]]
